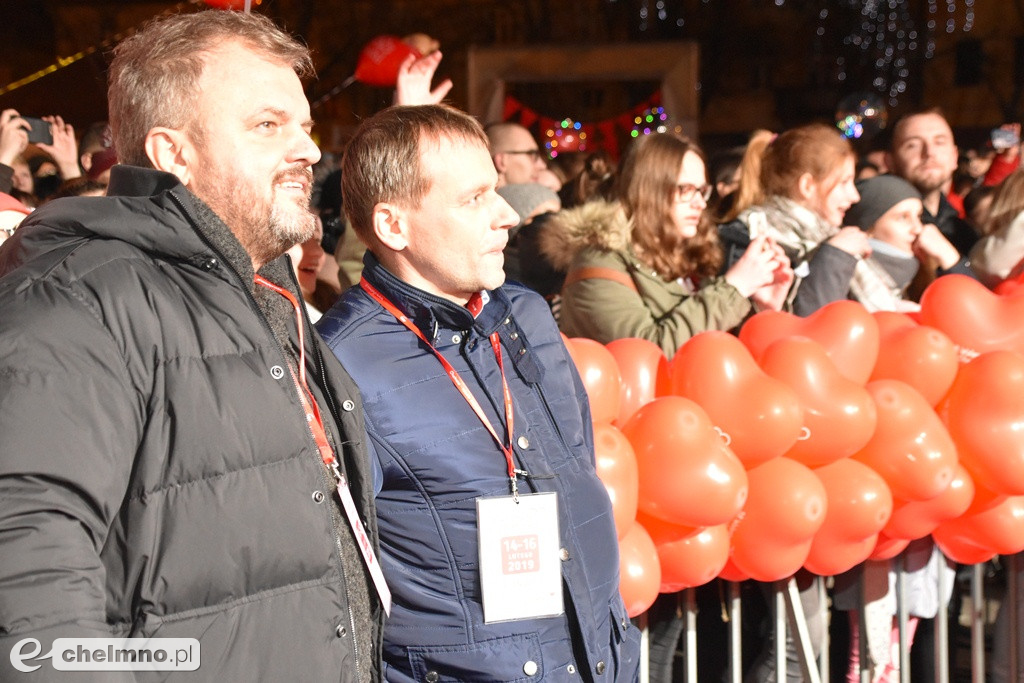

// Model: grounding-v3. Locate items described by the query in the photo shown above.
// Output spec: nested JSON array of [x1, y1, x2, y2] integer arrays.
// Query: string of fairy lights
[[0, 0, 211, 98], [0, 0, 982, 112], [611, 0, 976, 107]]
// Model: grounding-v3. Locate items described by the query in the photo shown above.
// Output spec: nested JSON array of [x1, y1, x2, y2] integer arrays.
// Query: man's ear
[[491, 153, 506, 173], [883, 151, 895, 174], [144, 127, 195, 185], [372, 202, 409, 252]]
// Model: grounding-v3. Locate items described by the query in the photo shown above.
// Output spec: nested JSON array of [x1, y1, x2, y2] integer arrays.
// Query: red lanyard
[[359, 277, 521, 500], [255, 275, 392, 615], [254, 275, 334, 465]]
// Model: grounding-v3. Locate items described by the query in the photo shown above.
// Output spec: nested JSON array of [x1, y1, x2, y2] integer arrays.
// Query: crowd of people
[[1, 6, 1023, 683]]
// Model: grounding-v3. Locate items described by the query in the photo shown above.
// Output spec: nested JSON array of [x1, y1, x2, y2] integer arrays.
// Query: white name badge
[[476, 492, 564, 623]]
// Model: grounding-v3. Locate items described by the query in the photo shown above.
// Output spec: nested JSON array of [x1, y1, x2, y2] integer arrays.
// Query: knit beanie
[[497, 183, 560, 228], [844, 175, 921, 231]]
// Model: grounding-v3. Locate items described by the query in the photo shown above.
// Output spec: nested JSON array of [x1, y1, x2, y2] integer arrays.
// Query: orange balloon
[[606, 338, 672, 426], [931, 525, 996, 565], [618, 522, 661, 617], [933, 495, 1024, 556], [942, 350, 1024, 496], [919, 273, 1024, 358], [593, 422, 639, 540], [641, 514, 730, 590], [735, 457, 828, 543], [812, 459, 893, 541], [730, 458, 827, 581], [884, 464, 975, 540], [870, 533, 911, 560], [804, 534, 878, 577], [870, 312, 959, 407], [732, 537, 814, 582], [739, 300, 880, 384], [671, 331, 803, 468], [851, 380, 958, 502], [760, 337, 877, 466], [803, 459, 892, 576], [718, 557, 751, 582], [994, 271, 1024, 296], [622, 396, 748, 527], [353, 35, 420, 87], [565, 337, 621, 424]]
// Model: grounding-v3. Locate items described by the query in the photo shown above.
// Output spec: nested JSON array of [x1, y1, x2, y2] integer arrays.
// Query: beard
[[192, 162, 317, 269], [905, 165, 952, 195]]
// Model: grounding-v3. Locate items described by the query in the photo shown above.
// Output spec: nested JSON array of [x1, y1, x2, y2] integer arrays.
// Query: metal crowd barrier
[[637, 551, 1023, 683]]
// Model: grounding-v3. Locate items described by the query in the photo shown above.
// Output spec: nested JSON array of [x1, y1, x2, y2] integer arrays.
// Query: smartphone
[[991, 127, 1020, 151], [21, 117, 53, 146]]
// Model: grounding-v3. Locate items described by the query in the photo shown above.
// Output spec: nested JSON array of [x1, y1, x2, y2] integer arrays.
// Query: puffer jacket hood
[[3, 166, 205, 269], [539, 198, 631, 272]]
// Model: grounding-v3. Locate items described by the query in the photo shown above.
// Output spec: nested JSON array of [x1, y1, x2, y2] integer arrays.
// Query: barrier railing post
[[1010, 553, 1021, 683], [774, 582, 786, 679], [784, 577, 821, 683], [858, 572, 870, 683], [684, 588, 697, 683], [728, 581, 742, 683], [639, 610, 649, 683], [818, 576, 829, 682], [971, 563, 985, 683], [896, 553, 909, 683], [935, 551, 950, 683]]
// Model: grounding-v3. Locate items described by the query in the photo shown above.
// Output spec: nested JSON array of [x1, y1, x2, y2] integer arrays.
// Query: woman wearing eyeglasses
[[548, 131, 793, 359], [718, 122, 867, 317]]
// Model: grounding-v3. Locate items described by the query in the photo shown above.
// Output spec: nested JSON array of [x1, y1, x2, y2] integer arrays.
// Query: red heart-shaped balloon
[[869, 533, 911, 560], [671, 331, 803, 468], [735, 457, 829, 544], [593, 422, 639, 540], [884, 464, 975, 540], [760, 337, 877, 467], [617, 523, 660, 618], [942, 350, 1024, 496], [870, 311, 959, 407], [640, 515, 730, 590], [565, 337, 621, 425], [804, 534, 878, 577], [739, 300, 880, 384], [919, 273, 1024, 358], [812, 458, 893, 542], [932, 495, 1024, 557], [851, 380, 958, 502], [622, 396, 748, 528], [606, 337, 671, 427], [353, 35, 420, 87]]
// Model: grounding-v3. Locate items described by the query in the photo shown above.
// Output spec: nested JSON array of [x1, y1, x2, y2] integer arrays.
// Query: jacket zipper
[[168, 193, 364, 674]]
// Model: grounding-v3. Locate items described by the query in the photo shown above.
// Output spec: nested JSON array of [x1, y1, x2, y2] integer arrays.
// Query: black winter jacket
[[0, 166, 382, 681]]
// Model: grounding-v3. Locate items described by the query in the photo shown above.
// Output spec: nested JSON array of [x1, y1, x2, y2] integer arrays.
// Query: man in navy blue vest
[[317, 104, 641, 682]]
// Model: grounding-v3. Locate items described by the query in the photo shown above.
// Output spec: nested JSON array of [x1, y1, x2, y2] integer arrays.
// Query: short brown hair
[[341, 105, 488, 250], [888, 107, 949, 151], [108, 9, 312, 167], [616, 132, 722, 281]]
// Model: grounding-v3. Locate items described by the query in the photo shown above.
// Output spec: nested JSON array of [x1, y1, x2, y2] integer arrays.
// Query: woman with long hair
[[718, 122, 868, 316], [968, 167, 1024, 287], [545, 131, 792, 358]]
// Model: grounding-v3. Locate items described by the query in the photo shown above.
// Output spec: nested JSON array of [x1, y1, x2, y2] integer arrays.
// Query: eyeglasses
[[673, 183, 713, 203], [500, 149, 544, 161]]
